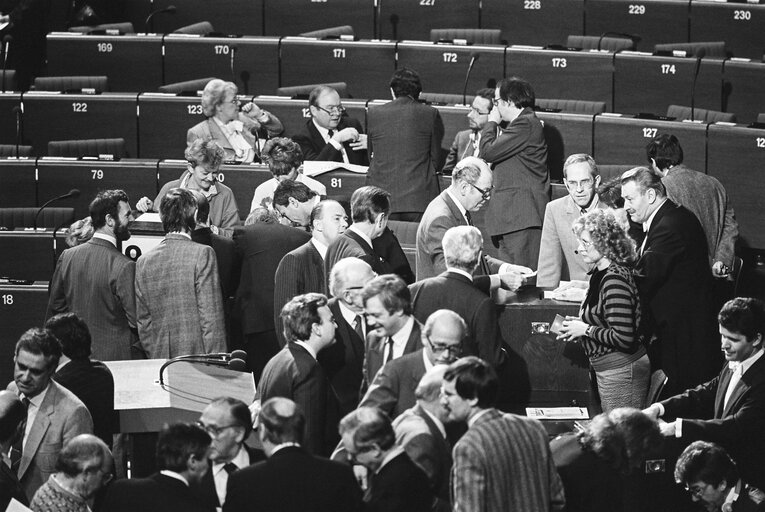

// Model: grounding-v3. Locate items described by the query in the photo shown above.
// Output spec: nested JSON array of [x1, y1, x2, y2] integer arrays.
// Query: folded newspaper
[[543, 280, 588, 302], [526, 407, 589, 420], [303, 160, 368, 177]]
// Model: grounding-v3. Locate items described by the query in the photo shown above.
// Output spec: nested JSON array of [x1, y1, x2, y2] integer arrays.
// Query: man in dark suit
[[258, 293, 340, 457], [191, 191, 239, 303], [101, 422, 213, 512], [339, 406, 433, 512], [233, 203, 310, 377], [442, 88, 495, 174], [325, 185, 414, 287], [46, 313, 114, 448], [274, 199, 348, 346], [366, 67, 444, 221], [479, 77, 549, 268], [0, 390, 27, 510], [361, 274, 421, 391], [644, 297, 765, 489], [47, 189, 138, 362], [415, 157, 529, 290], [622, 166, 720, 395], [192, 397, 264, 510], [323, 257, 376, 416], [224, 397, 361, 512], [292, 85, 369, 166]]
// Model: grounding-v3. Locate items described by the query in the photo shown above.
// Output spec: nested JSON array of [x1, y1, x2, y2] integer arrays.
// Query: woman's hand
[[556, 319, 589, 342]]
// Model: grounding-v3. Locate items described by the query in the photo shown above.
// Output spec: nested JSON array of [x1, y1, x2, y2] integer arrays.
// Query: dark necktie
[[580, 208, 587, 216], [353, 315, 364, 340], [385, 337, 394, 363], [10, 398, 29, 473], [328, 129, 334, 140], [223, 462, 238, 474], [465, 211, 473, 226]]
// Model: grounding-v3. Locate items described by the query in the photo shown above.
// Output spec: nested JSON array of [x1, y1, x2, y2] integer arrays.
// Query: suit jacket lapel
[[345, 231, 375, 258], [721, 355, 765, 417], [19, 384, 57, 478], [641, 200, 674, 256], [715, 366, 733, 417], [441, 192, 467, 227], [404, 321, 422, 355]]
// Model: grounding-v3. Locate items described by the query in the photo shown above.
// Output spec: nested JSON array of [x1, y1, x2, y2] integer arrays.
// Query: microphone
[[229, 44, 237, 84], [596, 31, 641, 52], [145, 5, 176, 33], [12, 105, 21, 158], [690, 48, 706, 122], [158, 351, 249, 386], [2, 35, 12, 93], [34, 189, 81, 231], [248, 125, 262, 162], [389, 14, 399, 40], [462, 52, 481, 106]]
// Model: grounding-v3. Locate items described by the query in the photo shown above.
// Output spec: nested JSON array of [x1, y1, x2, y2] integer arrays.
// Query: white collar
[[390, 316, 415, 345], [468, 408, 491, 428], [180, 171, 219, 199], [310, 237, 328, 260], [375, 446, 406, 474], [294, 340, 317, 359], [445, 188, 469, 223], [22, 382, 51, 409], [447, 268, 473, 281], [643, 198, 668, 233], [422, 350, 433, 372], [270, 442, 301, 456], [160, 470, 189, 486], [338, 300, 360, 327], [312, 118, 333, 140], [728, 347, 764, 375], [212, 445, 250, 475], [421, 405, 447, 439], [348, 224, 374, 248], [92, 232, 117, 247], [56, 355, 71, 372], [167, 231, 192, 240]]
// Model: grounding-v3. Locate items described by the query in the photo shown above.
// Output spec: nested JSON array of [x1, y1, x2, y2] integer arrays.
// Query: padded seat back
[[69, 22, 135, 34], [420, 92, 472, 105], [0, 207, 75, 230], [158, 77, 217, 94], [667, 105, 736, 123], [34, 75, 108, 93], [536, 98, 606, 114], [654, 41, 727, 58], [430, 28, 503, 45], [567, 35, 636, 52], [47, 138, 126, 158], [0, 145, 33, 157], [299, 25, 354, 38], [276, 82, 349, 98], [172, 21, 215, 35], [1, 70, 16, 91]]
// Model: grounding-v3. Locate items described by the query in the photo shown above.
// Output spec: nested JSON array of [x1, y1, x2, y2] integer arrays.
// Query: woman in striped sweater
[[557, 209, 650, 411]]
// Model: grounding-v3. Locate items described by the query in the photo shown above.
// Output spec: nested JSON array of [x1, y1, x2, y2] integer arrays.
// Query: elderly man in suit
[[273, 199, 348, 346], [292, 85, 369, 166], [416, 156, 529, 290], [0, 391, 29, 509], [622, 166, 720, 396], [644, 297, 765, 490], [537, 153, 604, 287], [8, 328, 93, 501], [225, 397, 361, 512], [442, 357, 565, 512], [258, 293, 340, 457], [47, 189, 138, 361], [135, 188, 226, 359], [192, 397, 264, 510], [442, 88, 495, 174], [479, 77, 549, 268], [366, 67, 444, 222], [101, 423, 212, 512]]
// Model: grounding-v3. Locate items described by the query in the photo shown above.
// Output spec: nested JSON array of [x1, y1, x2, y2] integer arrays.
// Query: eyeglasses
[[469, 106, 491, 116], [426, 335, 462, 355], [684, 484, 709, 497], [315, 105, 345, 115], [565, 178, 595, 190], [470, 182, 493, 200], [492, 98, 503, 106], [83, 466, 113, 484], [196, 421, 238, 437], [346, 444, 376, 463], [578, 238, 594, 250]]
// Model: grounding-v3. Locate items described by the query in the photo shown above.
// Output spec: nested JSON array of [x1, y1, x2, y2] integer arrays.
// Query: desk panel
[[690, 1, 765, 60], [280, 39, 396, 100], [0, 283, 49, 388], [537, 112, 595, 181], [481, 0, 584, 47], [0, 159, 36, 207], [593, 115, 707, 170], [614, 54, 722, 115], [149, 0, 264, 36], [397, 42, 505, 96], [253, 97, 368, 139], [585, 0, 690, 51], [378, 0, 480, 40], [264, 0, 375, 38], [37, 159, 158, 219], [138, 94, 214, 159], [163, 36, 280, 96], [723, 60, 765, 125], [0, 93, 22, 146], [312, 170, 368, 210], [22, 93, 139, 157], [0, 232, 64, 281], [707, 124, 765, 249], [506, 48, 613, 111], [46, 34, 164, 93]]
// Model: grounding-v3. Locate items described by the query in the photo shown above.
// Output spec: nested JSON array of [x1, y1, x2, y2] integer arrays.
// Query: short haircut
[[155, 422, 211, 473], [646, 133, 684, 170], [339, 407, 395, 451], [475, 88, 495, 108], [15, 328, 62, 370], [390, 67, 422, 98], [572, 208, 638, 266], [443, 356, 498, 408], [563, 153, 599, 179], [185, 138, 224, 172], [280, 293, 328, 342], [191, 190, 210, 225], [329, 257, 372, 297], [620, 166, 666, 198], [260, 397, 305, 445], [89, 190, 130, 230], [443, 225, 483, 272], [0, 392, 26, 444], [308, 85, 337, 108], [245, 207, 279, 225], [674, 441, 738, 487], [496, 77, 535, 109], [597, 176, 625, 209], [159, 188, 197, 234], [718, 297, 765, 341], [451, 157, 488, 186], [350, 186, 390, 223], [201, 79, 237, 117], [45, 312, 92, 360], [578, 408, 661, 474], [208, 397, 253, 440], [262, 137, 304, 177], [310, 199, 342, 229], [422, 309, 467, 341], [361, 274, 412, 316], [273, 179, 318, 209], [414, 365, 448, 403], [66, 217, 94, 247], [56, 434, 109, 477]]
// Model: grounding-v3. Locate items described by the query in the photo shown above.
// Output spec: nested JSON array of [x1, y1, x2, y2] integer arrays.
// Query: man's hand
[[332, 127, 360, 144], [136, 196, 153, 212], [712, 261, 731, 278], [498, 272, 523, 291], [350, 133, 368, 151], [352, 465, 368, 490], [658, 419, 676, 437], [488, 107, 502, 125], [642, 404, 661, 420]]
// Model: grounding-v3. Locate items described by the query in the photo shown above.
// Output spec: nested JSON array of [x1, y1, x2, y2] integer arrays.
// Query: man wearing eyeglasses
[[442, 88, 495, 174], [537, 153, 604, 288], [293, 85, 368, 166]]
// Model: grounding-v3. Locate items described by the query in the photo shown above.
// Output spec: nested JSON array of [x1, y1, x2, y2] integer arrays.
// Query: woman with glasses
[[187, 79, 283, 163], [557, 208, 650, 411]]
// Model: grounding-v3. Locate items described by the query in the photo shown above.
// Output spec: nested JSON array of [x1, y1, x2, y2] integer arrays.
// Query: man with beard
[[441, 89, 495, 174], [47, 189, 139, 361]]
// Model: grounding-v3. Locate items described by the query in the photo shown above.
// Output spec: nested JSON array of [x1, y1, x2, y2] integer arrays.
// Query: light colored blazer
[[135, 234, 226, 358], [7, 381, 92, 500], [537, 195, 603, 288]]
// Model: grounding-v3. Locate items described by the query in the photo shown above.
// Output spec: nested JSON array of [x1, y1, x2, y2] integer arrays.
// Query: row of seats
[[83, 0, 765, 58], [42, 35, 765, 122]]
